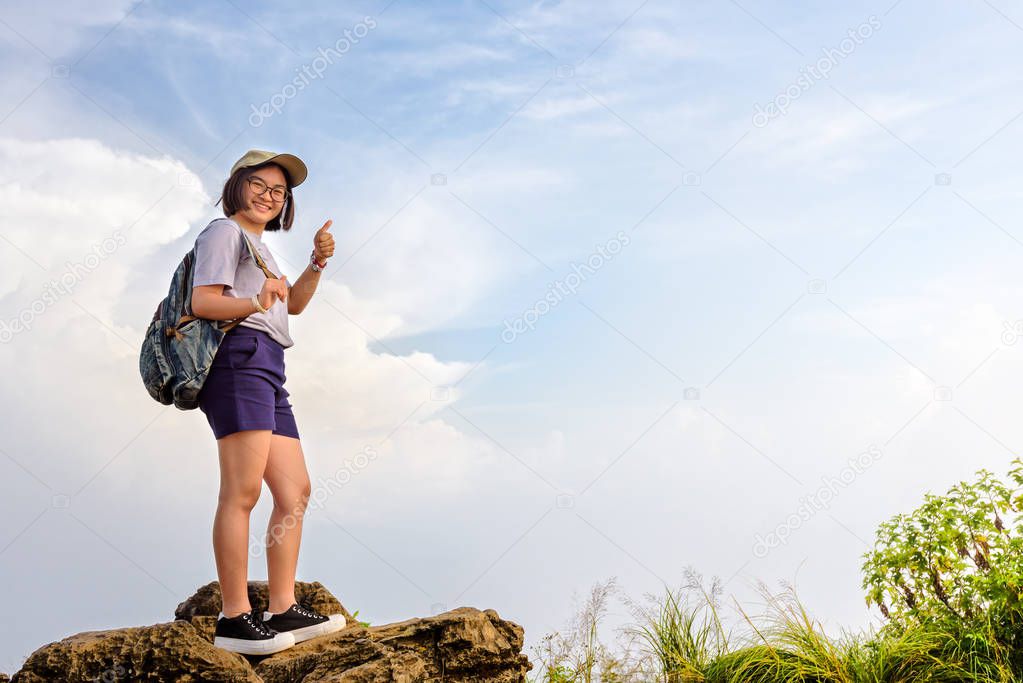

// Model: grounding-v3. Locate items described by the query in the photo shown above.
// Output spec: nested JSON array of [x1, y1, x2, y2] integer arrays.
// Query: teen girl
[[190, 149, 342, 655]]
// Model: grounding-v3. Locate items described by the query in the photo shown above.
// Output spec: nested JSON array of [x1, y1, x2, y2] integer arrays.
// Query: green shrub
[[861, 458, 1023, 673]]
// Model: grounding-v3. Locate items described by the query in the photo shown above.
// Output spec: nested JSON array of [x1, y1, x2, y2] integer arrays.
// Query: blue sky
[[3, 0, 1023, 675]]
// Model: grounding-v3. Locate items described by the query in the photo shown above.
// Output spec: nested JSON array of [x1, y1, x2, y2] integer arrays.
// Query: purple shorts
[[198, 326, 300, 440]]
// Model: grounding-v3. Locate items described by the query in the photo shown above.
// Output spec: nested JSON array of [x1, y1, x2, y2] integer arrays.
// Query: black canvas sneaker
[[214, 607, 296, 655], [262, 602, 346, 643]]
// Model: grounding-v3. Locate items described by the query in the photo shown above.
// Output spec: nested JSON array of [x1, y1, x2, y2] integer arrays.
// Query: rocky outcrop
[[10, 619, 261, 682], [254, 607, 529, 683], [9, 581, 531, 682]]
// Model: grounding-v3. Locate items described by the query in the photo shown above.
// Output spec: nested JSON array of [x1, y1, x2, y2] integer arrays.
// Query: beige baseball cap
[[229, 149, 308, 187]]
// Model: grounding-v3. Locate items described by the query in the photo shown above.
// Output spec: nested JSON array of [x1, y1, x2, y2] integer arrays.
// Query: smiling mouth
[[254, 202, 271, 212]]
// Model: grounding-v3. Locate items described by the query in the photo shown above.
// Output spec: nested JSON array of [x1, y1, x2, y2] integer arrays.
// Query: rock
[[11, 582, 532, 682], [253, 630, 414, 682], [255, 606, 529, 683], [187, 615, 219, 644], [370, 607, 529, 682], [11, 619, 260, 682]]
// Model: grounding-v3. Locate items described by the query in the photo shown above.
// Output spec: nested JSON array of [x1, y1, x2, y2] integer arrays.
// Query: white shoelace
[[292, 604, 320, 619], [243, 611, 273, 636]]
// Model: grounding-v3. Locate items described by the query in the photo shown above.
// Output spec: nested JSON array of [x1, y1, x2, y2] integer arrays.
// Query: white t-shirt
[[191, 217, 294, 349]]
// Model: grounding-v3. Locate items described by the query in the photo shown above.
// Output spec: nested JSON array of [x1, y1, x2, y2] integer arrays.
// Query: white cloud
[[319, 185, 525, 337], [0, 136, 203, 301], [0, 136, 500, 504]]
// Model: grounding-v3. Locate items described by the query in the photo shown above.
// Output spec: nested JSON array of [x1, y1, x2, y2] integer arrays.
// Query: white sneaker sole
[[287, 614, 347, 643], [214, 631, 296, 655]]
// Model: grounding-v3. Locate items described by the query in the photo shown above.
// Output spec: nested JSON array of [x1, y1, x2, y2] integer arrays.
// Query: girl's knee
[[219, 484, 262, 511], [272, 482, 311, 515]]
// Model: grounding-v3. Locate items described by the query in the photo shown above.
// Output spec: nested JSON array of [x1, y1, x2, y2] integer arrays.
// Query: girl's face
[[240, 164, 287, 225]]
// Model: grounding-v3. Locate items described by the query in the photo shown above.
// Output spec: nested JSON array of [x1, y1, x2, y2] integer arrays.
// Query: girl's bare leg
[[262, 433, 311, 614], [213, 429, 273, 617]]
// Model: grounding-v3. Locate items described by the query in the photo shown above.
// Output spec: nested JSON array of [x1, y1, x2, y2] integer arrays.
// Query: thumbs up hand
[[313, 219, 334, 263]]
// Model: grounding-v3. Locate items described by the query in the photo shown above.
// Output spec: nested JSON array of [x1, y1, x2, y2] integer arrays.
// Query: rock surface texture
[[8, 581, 531, 682]]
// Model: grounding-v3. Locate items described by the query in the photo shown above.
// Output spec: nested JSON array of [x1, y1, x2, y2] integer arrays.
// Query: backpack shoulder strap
[[188, 219, 281, 334], [210, 218, 278, 280], [238, 229, 279, 280]]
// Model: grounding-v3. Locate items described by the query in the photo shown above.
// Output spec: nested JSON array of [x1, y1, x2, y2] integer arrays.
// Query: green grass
[[527, 577, 1023, 683]]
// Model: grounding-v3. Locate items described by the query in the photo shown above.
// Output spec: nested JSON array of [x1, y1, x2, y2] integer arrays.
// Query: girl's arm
[[192, 285, 258, 320], [193, 283, 287, 320], [287, 265, 321, 315], [191, 221, 286, 320], [288, 219, 334, 316]]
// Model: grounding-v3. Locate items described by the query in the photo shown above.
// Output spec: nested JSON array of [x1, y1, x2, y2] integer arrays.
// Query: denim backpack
[[139, 220, 277, 410]]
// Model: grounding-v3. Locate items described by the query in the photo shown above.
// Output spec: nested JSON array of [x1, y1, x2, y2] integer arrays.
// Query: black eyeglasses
[[247, 176, 290, 203]]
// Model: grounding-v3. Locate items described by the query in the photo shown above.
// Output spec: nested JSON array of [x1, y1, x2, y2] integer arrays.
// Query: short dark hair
[[216, 161, 296, 232]]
